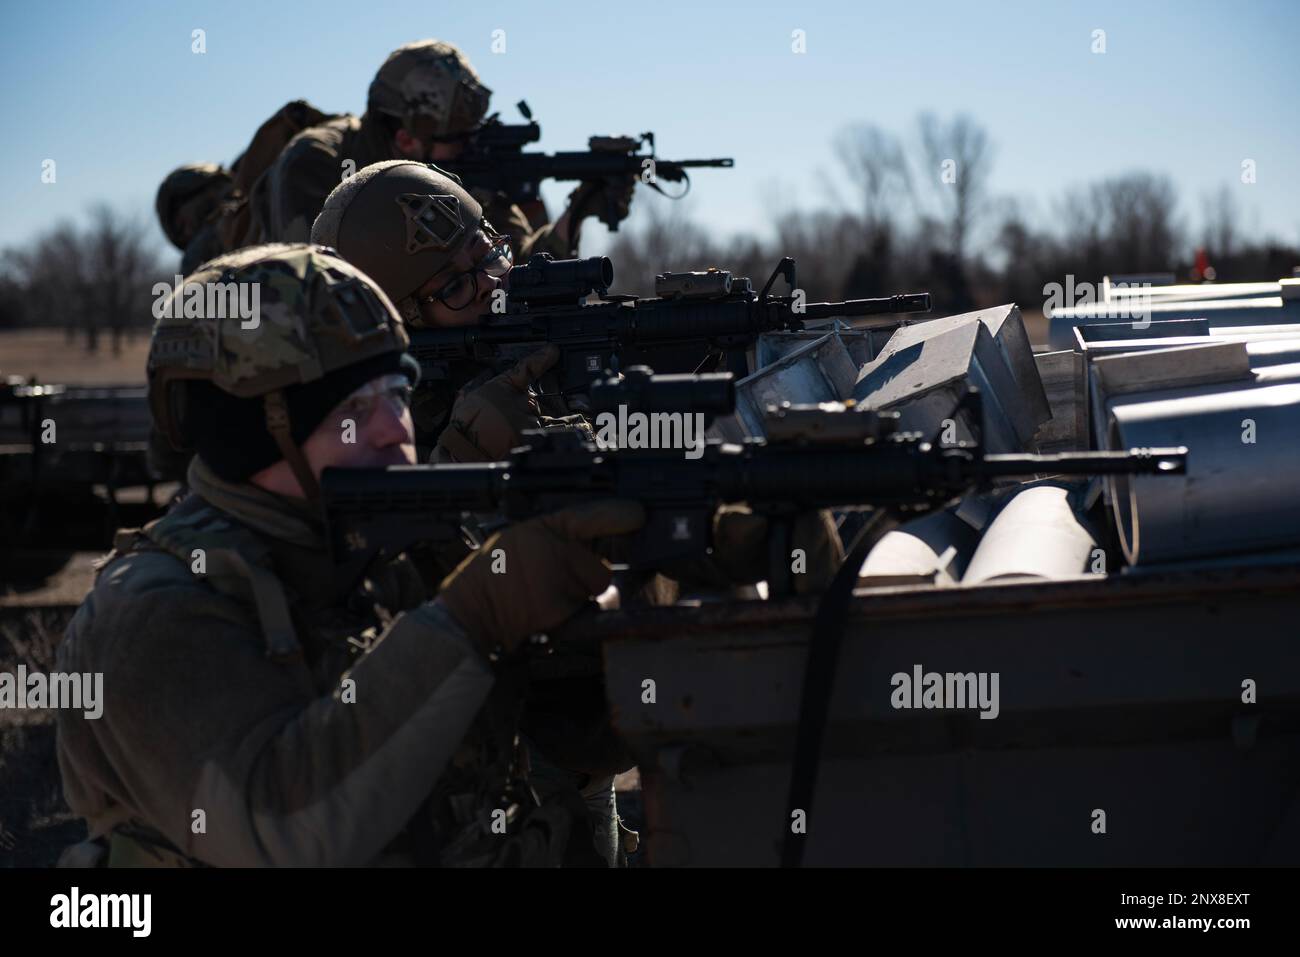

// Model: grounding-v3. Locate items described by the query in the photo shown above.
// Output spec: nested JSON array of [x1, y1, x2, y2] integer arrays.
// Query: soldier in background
[[313, 161, 845, 602], [155, 101, 335, 278], [55, 243, 644, 866], [155, 163, 233, 275], [152, 163, 239, 480], [260, 39, 633, 258], [312, 159, 580, 460]]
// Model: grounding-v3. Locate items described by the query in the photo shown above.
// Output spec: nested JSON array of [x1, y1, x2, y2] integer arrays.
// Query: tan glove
[[540, 412, 595, 442], [434, 345, 558, 463], [668, 504, 845, 596], [437, 499, 646, 654], [567, 175, 636, 228]]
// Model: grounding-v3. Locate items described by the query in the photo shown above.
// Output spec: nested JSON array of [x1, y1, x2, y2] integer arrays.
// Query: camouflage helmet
[[311, 160, 484, 317], [148, 243, 411, 498], [368, 39, 491, 140], [156, 163, 233, 250]]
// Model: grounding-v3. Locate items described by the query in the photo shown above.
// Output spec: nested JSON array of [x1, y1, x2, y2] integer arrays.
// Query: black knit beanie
[[188, 351, 410, 482]]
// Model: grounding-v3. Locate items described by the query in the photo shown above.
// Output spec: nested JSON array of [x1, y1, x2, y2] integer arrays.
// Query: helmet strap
[[263, 390, 321, 502]]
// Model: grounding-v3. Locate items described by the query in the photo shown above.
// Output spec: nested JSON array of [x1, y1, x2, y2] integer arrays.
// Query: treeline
[[606, 114, 1300, 313], [0, 205, 167, 353], [1, 113, 1297, 353]]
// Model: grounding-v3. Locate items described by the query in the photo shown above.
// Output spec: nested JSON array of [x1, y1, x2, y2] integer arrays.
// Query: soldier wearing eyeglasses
[[312, 159, 584, 463]]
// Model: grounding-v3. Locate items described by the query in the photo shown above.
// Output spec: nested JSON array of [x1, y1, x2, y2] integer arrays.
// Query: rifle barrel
[[667, 158, 735, 168], [802, 293, 932, 321], [980, 447, 1188, 476]]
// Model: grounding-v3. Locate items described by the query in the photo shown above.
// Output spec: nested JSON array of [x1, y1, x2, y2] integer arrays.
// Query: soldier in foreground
[[54, 243, 643, 866], [261, 39, 632, 258]]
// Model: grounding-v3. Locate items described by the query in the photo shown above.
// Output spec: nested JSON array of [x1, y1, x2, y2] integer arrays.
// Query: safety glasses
[[325, 373, 414, 429], [421, 231, 513, 311]]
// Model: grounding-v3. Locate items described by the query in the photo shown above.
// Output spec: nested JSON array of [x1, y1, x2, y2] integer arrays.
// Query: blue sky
[[2, 0, 1297, 257]]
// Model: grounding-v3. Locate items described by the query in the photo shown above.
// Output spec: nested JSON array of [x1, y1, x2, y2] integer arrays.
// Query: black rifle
[[588, 365, 734, 426], [450, 101, 733, 229], [408, 255, 932, 403], [469, 103, 542, 153], [321, 393, 1187, 595]]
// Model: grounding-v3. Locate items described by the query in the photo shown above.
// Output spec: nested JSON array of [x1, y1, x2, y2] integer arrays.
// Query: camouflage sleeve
[[266, 137, 346, 243], [55, 551, 494, 866]]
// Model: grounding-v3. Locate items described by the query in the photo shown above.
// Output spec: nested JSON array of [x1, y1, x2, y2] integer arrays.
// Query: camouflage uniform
[[259, 40, 565, 258], [55, 244, 621, 866]]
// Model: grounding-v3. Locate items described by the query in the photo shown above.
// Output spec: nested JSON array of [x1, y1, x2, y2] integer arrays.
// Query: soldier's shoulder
[[61, 501, 267, 671], [279, 114, 361, 167], [88, 548, 206, 609], [60, 549, 214, 673], [83, 495, 268, 625]]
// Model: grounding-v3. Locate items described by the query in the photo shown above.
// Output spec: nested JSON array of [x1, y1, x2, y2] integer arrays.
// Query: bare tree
[[1200, 183, 1239, 263], [833, 124, 912, 232], [915, 113, 993, 264], [830, 124, 916, 298], [1, 206, 166, 352], [1056, 172, 1182, 278], [2, 223, 84, 340], [86, 204, 158, 353], [601, 201, 728, 298], [990, 196, 1053, 307]]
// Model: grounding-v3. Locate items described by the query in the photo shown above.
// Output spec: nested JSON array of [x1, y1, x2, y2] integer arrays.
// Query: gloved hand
[[566, 175, 637, 229], [437, 499, 646, 654], [540, 412, 595, 443], [433, 345, 558, 463], [666, 504, 845, 596]]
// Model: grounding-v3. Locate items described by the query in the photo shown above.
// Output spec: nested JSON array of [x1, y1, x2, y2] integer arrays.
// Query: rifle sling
[[780, 509, 891, 868]]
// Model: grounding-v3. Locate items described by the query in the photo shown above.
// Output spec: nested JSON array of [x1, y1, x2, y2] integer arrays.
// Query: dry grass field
[[2, 328, 151, 386]]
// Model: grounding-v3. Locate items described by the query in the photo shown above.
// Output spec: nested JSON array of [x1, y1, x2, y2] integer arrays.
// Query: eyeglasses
[[326, 373, 413, 429], [421, 231, 513, 311]]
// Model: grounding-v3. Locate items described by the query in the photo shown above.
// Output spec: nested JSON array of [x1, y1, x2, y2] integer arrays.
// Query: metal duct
[[961, 482, 1101, 584], [1108, 376, 1300, 564], [858, 506, 981, 586]]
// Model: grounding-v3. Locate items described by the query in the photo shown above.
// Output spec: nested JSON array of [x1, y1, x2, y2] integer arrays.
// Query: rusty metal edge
[[555, 561, 1300, 642]]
